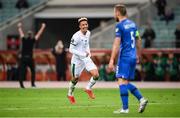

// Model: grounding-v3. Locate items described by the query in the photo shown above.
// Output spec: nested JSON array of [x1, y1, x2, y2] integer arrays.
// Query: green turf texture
[[0, 88, 180, 117]]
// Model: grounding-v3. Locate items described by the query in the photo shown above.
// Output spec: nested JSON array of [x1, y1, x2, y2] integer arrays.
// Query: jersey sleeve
[[69, 35, 86, 57], [70, 35, 78, 46], [115, 24, 122, 38]]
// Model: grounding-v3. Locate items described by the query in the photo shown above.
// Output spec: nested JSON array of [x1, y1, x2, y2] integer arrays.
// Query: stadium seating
[[90, 2, 180, 49], [149, 6, 180, 48], [0, 0, 45, 23]]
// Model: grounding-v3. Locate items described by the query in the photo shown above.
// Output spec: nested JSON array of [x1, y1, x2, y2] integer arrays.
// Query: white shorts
[[71, 56, 97, 78]]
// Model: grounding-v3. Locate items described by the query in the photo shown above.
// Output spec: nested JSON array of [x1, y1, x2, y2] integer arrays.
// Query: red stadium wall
[[0, 49, 180, 81]]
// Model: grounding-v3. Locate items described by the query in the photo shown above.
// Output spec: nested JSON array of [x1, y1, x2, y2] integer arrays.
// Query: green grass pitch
[[0, 88, 180, 117]]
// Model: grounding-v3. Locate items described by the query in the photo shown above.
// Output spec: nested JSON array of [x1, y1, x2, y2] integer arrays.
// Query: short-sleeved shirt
[[21, 37, 36, 57], [69, 30, 97, 77], [115, 18, 140, 79], [115, 18, 139, 59]]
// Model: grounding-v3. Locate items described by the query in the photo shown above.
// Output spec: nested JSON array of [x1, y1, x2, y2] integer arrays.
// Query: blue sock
[[127, 83, 143, 101], [119, 84, 128, 110]]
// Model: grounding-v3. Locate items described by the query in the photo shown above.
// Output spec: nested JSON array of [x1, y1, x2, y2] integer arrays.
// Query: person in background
[[175, 23, 180, 48], [178, 57, 180, 80], [142, 56, 154, 81], [153, 52, 166, 81], [15, 0, 29, 10], [17, 22, 46, 88], [155, 0, 166, 18], [161, 7, 174, 25], [99, 54, 115, 81], [166, 53, 179, 81], [142, 23, 156, 48], [52, 40, 67, 81], [0, 0, 2, 9]]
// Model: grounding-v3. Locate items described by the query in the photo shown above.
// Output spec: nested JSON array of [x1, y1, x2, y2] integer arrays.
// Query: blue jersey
[[115, 19, 138, 59], [115, 19, 140, 79]]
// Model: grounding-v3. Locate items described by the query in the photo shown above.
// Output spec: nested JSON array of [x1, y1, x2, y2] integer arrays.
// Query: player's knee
[[90, 69, 99, 79], [93, 71, 99, 80], [72, 73, 80, 80], [95, 72, 99, 78], [72, 77, 79, 82], [118, 78, 129, 85]]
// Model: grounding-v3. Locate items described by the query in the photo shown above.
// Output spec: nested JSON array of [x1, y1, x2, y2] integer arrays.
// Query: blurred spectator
[[155, 0, 166, 18], [17, 22, 46, 88], [161, 7, 175, 25], [178, 57, 180, 79], [7, 64, 19, 81], [52, 40, 67, 81], [153, 52, 166, 81], [0, 0, 2, 9], [142, 56, 154, 81], [166, 53, 179, 81], [15, 0, 29, 10], [132, 69, 142, 81], [99, 54, 115, 81], [142, 23, 156, 48], [175, 24, 180, 48]]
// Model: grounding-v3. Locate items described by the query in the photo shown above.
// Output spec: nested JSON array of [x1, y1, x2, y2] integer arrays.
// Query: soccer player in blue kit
[[108, 4, 148, 114]]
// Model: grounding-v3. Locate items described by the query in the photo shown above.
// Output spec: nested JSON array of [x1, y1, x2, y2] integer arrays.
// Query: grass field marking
[[0, 117, 179, 118], [0, 102, 177, 111]]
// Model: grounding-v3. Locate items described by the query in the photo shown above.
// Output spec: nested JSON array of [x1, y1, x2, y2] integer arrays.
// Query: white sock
[[140, 97, 145, 102], [68, 81, 76, 96], [86, 77, 96, 90]]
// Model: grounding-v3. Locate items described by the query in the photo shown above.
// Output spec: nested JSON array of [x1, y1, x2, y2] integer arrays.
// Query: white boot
[[139, 98, 148, 113], [113, 108, 129, 114]]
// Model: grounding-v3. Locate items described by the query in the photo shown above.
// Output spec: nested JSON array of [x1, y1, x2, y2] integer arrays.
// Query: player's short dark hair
[[114, 4, 127, 16], [78, 17, 88, 24]]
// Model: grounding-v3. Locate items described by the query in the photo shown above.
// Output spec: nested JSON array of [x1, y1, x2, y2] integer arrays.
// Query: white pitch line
[[0, 102, 177, 111], [1, 81, 180, 88]]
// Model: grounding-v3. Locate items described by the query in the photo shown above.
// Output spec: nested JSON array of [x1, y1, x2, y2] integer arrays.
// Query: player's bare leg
[[85, 69, 99, 99], [67, 77, 78, 104]]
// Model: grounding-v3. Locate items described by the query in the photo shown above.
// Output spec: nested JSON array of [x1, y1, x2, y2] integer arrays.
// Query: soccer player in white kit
[[67, 17, 99, 104]]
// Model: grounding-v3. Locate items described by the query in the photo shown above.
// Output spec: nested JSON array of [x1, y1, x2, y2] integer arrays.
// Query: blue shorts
[[116, 57, 136, 80]]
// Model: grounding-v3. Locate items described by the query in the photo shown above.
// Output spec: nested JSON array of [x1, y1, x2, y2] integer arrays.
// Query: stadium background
[[0, 0, 180, 82], [0, 0, 180, 117]]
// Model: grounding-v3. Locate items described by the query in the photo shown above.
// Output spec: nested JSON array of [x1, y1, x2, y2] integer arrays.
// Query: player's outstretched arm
[[17, 23, 25, 38], [108, 37, 121, 71], [35, 23, 46, 40]]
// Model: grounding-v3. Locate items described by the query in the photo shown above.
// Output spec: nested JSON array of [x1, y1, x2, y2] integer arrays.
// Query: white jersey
[[69, 30, 91, 59], [69, 30, 97, 78]]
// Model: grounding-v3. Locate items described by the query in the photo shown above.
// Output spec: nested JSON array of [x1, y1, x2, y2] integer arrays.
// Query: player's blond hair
[[114, 4, 127, 16], [78, 17, 88, 24]]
